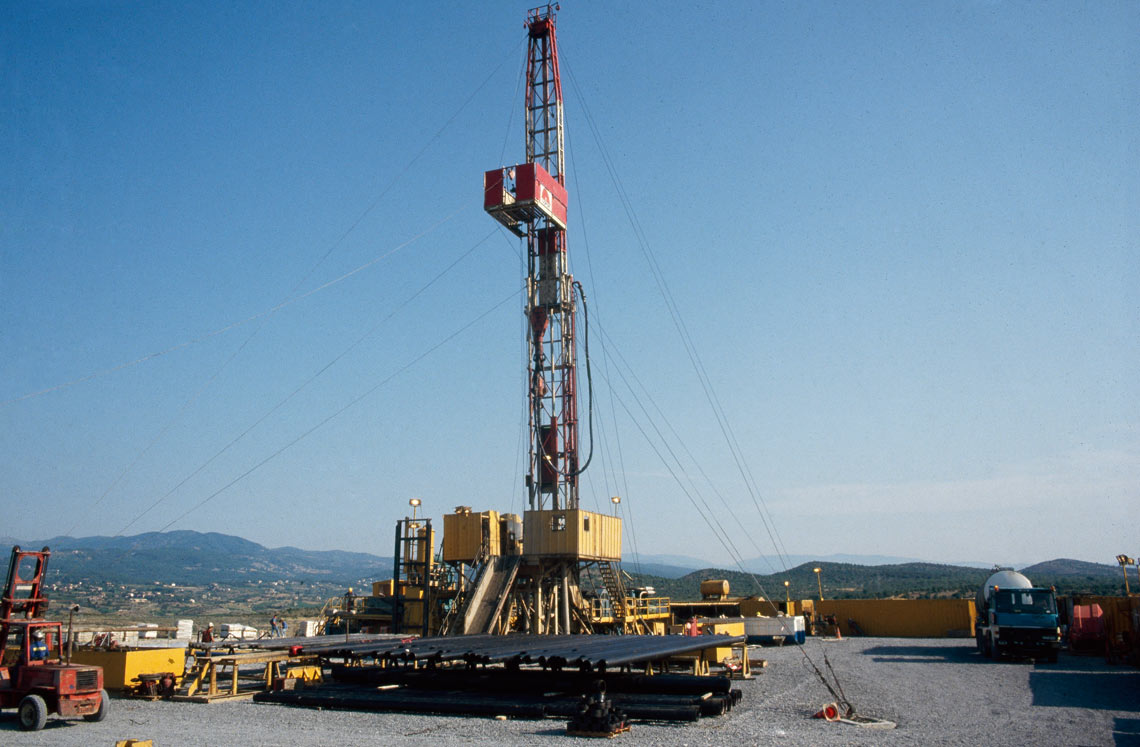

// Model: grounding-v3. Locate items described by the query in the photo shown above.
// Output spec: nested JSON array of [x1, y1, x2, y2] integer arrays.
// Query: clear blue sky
[[2, 1, 1136, 569]]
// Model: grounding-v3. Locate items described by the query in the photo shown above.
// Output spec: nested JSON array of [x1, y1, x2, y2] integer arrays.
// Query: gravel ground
[[3, 638, 1138, 746]]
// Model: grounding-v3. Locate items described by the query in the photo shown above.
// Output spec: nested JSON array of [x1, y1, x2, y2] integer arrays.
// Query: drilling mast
[[477, 5, 637, 635], [485, 4, 578, 512]]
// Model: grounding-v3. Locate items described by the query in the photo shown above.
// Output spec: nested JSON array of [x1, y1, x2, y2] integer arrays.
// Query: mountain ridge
[[0, 532, 1125, 597]]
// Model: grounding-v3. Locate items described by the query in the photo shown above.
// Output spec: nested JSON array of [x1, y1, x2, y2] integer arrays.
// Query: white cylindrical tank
[[976, 570, 1033, 611]]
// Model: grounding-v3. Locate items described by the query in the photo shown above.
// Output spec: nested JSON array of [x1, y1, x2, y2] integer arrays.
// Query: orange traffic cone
[[812, 703, 840, 721]]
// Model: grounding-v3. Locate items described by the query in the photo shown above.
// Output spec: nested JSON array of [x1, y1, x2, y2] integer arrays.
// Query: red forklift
[[1, 546, 107, 731]]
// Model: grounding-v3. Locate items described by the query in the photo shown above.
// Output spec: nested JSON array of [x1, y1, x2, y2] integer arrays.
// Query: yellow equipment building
[[371, 503, 667, 637]]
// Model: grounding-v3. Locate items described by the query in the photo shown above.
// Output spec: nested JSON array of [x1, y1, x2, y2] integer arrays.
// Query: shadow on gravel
[[0, 711, 86, 732], [1029, 657, 1140, 712], [859, 644, 976, 664], [1113, 717, 1140, 747]]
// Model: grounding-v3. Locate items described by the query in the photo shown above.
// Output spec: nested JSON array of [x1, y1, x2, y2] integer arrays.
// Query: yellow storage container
[[701, 620, 746, 662], [443, 509, 500, 562], [523, 509, 621, 560], [812, 599, 976, 638], [70, 646, 187, 691], [738, 598, 780, 617]]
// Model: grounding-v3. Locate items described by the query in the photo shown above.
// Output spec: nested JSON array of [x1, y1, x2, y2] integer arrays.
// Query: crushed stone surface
[[3, 637, 1138, 746]]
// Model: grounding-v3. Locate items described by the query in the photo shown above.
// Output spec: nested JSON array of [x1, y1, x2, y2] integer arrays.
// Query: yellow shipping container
[[812, 599, 976, 638], [70, 646, 187, 691], [701, 620, 746, 662], [443, 509, 500, 562]]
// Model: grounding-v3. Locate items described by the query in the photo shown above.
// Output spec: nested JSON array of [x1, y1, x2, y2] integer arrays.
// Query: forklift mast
[[1, 546, 52, 653]]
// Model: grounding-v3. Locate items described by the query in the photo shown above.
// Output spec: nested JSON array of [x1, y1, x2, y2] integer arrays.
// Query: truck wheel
[[83, 689, 110, 722], [18, 693, 48, 731]]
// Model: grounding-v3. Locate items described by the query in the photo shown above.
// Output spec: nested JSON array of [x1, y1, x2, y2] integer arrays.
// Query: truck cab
[[976, 581, 1062, 662]]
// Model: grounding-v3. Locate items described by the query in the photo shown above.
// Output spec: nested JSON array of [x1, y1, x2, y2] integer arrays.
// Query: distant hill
[[622, 559, 704, 579], [737, 553, 925, 572], [7, 531, 393, 585], [1020, 558, 1122, 580], [627, 552, 928, 577]]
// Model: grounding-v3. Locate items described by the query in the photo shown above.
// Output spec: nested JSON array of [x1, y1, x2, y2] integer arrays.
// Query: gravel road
[[3, 638, 1138, 746]]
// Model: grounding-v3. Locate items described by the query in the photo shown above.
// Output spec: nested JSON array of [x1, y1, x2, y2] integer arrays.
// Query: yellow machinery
[[339, 504, 670, 637], [69, 646, 186, 693], [671, 579, 781, 625]]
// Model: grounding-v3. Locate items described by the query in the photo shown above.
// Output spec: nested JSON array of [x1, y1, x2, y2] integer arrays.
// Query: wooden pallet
[[566, 724, 632, 739], [174, 649, 322, 703]]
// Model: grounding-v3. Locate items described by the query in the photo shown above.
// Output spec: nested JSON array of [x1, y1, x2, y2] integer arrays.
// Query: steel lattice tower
[[485, 4, 579, 512]]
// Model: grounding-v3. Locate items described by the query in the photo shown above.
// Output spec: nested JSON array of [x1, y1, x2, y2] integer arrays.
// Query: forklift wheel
[[18, 693, 47, 731], [83, 689, 110, 722]]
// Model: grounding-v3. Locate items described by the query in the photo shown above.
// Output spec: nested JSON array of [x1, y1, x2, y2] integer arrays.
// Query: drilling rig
[[378, 6, 668, 637]]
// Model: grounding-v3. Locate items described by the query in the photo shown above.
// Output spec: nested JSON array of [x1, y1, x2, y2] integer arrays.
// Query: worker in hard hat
[[202, 622, 215, 643], [30, 629, 49, 660]]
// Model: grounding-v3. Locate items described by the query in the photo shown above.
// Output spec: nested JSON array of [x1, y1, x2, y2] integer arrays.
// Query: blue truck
[[974, 570, 1062, 662]]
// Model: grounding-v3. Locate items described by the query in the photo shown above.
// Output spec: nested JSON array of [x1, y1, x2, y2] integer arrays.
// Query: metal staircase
[[597, 561, 649, 634], [598, 561, 628, 623], [447, 552, 522, 636]]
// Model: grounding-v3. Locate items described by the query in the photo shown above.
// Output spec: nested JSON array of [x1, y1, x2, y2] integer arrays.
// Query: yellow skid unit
[[70, 646, 187, 691]]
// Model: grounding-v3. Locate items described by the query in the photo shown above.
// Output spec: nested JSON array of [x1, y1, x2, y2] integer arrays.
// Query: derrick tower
[[396, 6, 666, 638], [476, 5, 636, 635], [485, 4, 577, 512]]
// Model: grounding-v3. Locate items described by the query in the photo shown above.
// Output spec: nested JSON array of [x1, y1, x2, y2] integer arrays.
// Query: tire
[[83, 689, 110, 722], [983, 634, 994, 659], [18, 693, 48, 731]]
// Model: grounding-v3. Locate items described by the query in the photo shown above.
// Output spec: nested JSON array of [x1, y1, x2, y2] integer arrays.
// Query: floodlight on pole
[[409, 497, 421, 521], [813, 567, 824, 601], [611, 495, 621, 516], [1117, 555, 1135, 596], [784, 579, 790, 605]]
